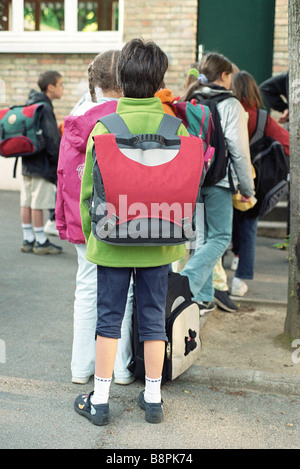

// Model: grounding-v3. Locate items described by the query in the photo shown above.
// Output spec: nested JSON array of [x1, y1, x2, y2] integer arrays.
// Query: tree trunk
[[284, 0, 300, 338]]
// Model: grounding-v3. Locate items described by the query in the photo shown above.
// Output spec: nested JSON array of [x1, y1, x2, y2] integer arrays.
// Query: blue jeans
[[181, 185, 233, 302], [96, 265, 169, 343], [232, 209, 259, 279]]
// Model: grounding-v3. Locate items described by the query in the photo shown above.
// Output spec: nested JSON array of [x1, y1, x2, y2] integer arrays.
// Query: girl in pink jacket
[[55, 51, 135, 386]]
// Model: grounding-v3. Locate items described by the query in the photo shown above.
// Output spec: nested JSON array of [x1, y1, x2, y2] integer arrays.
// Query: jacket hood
[[27, 89, 53, 107], [192, 85, 233, 100], [155, 88, 178, 105], [155, 88, 178, 116]]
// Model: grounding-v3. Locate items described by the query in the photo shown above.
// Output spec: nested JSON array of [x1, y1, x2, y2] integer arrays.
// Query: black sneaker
[[196, 301, 216, 316], [214, 289, 238, 313], [74, 392, 110, 426], [33, 239, 62, 255], [137, 390, 163, 424], [21, 240, 34, 253]]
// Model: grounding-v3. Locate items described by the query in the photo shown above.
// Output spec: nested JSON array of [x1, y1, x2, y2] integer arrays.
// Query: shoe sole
[[21, 247, 33, 253], [214, 297, 237, 313], [74, 403, 110, 426], [33, 248, 62, 255], [137, 394, 163, 424]]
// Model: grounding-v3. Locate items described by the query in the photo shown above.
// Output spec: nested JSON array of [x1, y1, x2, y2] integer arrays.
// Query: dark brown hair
[[38, 71, 62, 92], [180, 52, 233, 102], [231, 71, 263, 108], [88, 50, 121, 102], [199, 52, 233, 83], [117, 38, 168, 98]]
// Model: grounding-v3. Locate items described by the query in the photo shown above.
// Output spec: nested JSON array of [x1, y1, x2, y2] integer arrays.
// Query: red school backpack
[[90, 112, 204, 246]]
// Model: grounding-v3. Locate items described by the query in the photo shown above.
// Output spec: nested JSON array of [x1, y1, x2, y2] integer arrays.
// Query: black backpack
[[247, 109, 290, 218], [191, 92, 234, 187]]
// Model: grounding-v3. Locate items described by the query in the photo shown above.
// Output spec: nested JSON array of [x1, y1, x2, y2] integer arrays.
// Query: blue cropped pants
[[96, 264, 169, 343], [181, 185, 233, 302]]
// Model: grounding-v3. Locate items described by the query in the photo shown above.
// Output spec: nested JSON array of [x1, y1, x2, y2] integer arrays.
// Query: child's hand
[[241, 195, 252, 203], [278, 109, 289, 124]]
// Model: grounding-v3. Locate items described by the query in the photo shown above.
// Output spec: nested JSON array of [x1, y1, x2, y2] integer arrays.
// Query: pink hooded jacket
[[55, 99, 117, 244]]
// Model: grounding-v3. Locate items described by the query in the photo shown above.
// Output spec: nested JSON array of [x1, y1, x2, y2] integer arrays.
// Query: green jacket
[[80, 97, 189, 267]]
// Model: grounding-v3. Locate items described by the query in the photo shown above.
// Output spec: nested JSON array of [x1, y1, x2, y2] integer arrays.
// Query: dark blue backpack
[[248, 109, 290, 217]]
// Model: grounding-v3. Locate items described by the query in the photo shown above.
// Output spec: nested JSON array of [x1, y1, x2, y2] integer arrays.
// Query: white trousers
[[71, 244, 133, 379]]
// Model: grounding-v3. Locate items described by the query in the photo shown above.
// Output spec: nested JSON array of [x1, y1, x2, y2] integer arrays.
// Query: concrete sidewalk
[[0, 189, 299, 449]]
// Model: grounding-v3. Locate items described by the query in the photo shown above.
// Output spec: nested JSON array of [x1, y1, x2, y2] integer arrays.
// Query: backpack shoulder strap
[[97, 113, 131, 135], [157, 114, 182, 136], [250, 109, 268, 145]]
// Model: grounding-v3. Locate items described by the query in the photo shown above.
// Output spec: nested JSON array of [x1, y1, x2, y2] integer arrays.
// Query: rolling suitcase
[[128, 271, 201, 384]]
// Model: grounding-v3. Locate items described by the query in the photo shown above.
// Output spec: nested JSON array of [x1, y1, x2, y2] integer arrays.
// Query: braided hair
[[88, 50, 121, 102]]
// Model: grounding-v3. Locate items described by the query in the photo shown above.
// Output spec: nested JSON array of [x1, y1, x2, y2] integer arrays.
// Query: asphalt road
[[0, 190, 299, 450]]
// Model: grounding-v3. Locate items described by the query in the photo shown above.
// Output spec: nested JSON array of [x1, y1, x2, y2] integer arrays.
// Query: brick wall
[[0, 0, 288, 190], [0, 1, 199, 123], [0, 0, 287, 123], [123, 0, 198, 97], [0, 53, 95, 123], [273, 0, 288, 74]]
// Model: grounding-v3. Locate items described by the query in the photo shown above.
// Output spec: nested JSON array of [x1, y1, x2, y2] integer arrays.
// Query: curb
[[179, 365, 300, 397], [231, 297, 288, 308]]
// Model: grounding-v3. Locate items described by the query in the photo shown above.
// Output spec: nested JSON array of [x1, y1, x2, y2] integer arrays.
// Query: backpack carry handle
[[115, 133, 180, 148]]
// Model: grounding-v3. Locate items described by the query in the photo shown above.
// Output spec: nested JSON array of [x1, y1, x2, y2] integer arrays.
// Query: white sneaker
[[44, 219, 59, 237], [72, 375, 91, 385], [231, 256, 239, 271], [231, 277, 248, 297], [114, 375, 136, 385]]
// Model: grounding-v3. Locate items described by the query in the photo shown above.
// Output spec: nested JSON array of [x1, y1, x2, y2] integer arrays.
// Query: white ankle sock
[[144, 376, 162, 403], [22, 223, 34, 243], [91, 375, 112, 405], [34, 227, 47, 244]]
